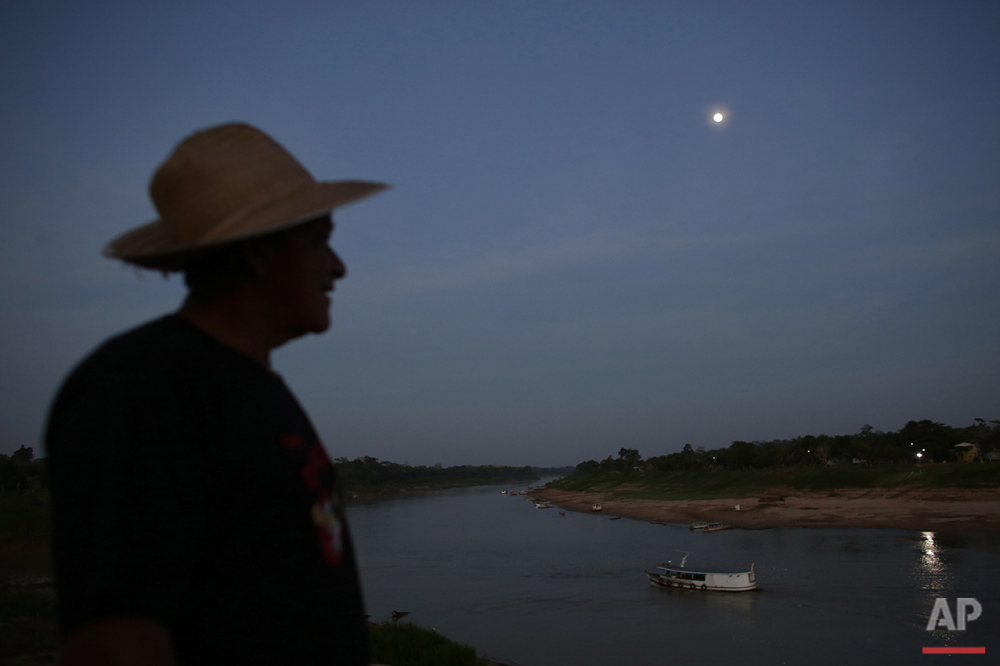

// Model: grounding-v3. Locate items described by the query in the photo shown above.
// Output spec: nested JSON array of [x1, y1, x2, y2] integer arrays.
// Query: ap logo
[[926, 598, 982, 631]]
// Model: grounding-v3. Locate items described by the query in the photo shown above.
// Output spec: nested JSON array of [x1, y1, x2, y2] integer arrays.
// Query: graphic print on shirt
[[281, 433, 346, 566]]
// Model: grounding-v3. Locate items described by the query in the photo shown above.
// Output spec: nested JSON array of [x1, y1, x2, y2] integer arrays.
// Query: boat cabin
[[646, 559, 757, 592]]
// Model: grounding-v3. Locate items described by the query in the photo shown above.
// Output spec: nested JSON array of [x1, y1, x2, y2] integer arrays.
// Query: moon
[[713, 112, 724, 123]]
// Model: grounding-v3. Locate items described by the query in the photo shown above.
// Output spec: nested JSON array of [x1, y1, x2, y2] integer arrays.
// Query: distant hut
[[954, 442, 980, 463]]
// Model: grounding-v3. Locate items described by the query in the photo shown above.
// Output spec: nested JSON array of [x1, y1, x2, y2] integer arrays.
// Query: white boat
[[535, 502, 552, 509], [646, 556, 756, 592], [592, 502, 603, 512]]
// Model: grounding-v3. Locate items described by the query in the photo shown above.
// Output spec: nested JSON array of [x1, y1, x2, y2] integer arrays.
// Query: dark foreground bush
[[0, 491, 51, 541]]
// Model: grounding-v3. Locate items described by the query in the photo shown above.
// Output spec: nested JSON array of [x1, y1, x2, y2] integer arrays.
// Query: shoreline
[[535, 486, 1000, 531], [347, 477, 540, 503]]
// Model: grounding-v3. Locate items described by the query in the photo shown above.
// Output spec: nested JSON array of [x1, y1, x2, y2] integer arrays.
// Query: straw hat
[[104, 123, 388, 271]]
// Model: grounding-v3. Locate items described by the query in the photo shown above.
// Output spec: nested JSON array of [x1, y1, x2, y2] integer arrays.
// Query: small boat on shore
[[535, 502, 552, 509], [703, 522, 733, 532], [592, 502, 603, 512], [690, 521, 732, 532], [646, 556, 756, 592]]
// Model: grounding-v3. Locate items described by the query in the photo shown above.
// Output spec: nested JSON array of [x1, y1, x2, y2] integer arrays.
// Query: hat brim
[[104, 180, 389, 271]]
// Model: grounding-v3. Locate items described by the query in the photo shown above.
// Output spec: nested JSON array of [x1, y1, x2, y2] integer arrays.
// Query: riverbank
[[535, 486, 1000, 531]]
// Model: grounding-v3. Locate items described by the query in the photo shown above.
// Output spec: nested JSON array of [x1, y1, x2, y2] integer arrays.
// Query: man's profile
[[45, 123, 387, 665]]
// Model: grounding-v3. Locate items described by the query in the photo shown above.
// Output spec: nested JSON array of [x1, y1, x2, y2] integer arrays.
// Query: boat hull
[[646, 569, 757, 592]]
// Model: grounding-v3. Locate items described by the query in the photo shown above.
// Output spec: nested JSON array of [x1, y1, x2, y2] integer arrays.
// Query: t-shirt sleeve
[[47, 357, 213, 633]]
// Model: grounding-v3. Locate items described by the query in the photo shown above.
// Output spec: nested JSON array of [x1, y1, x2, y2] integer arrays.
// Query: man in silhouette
[[46, 123, 387, 665]]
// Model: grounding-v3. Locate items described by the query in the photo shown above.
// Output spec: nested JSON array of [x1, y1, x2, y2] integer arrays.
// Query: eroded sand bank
[[535, 487, 1000, 531]]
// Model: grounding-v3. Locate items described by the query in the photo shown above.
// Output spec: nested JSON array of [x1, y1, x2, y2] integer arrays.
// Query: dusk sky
[[2, 2, 998, 467]]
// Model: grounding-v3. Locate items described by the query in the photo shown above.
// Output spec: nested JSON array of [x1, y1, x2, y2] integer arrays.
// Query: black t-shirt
[[46, 315, 368, 665]]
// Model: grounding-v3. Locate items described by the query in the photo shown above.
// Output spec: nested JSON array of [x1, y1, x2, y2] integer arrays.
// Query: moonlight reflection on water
[[912, 531, 957, 595]]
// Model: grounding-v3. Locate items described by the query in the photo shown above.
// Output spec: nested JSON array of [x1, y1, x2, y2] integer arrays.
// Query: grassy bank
[[1, 493, 56, 662], [370, 621, 491, 666], [548, 463, 1000, 500]]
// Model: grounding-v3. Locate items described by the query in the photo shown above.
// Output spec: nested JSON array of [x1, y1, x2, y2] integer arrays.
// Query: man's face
[[260, 215, 345, 337]]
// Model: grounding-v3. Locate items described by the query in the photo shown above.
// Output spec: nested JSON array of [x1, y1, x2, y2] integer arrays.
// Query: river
[[348, 482, 999, 665]]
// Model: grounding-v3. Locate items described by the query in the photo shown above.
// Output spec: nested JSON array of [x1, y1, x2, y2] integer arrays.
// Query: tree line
[[332, 456, 538, 489], [0, 445, 539, 494], [0, 446, 47, 492], [573, 419, 1000, 475]]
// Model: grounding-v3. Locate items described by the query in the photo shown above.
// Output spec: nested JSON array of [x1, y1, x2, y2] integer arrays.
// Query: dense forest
[[331, 456, 539, 493], [573, 419, 1000, 475]]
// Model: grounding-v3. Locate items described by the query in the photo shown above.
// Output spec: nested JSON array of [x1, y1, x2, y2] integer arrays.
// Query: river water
[[348, 482, 999, 666]]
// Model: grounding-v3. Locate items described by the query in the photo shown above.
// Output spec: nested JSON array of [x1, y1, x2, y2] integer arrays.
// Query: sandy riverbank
[[535, 487, 1000, 531]]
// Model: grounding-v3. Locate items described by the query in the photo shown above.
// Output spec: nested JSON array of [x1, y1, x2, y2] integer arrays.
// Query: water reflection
[[646, 582, 760, 612], [912, 531, 955, 593]]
